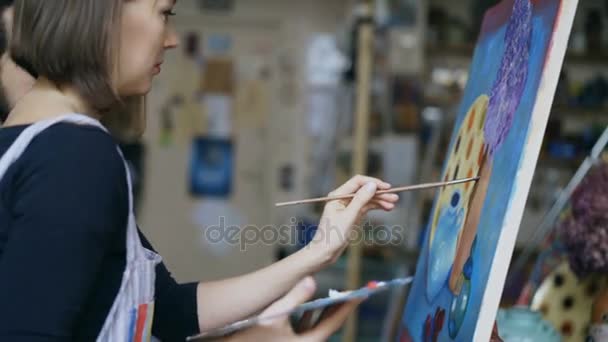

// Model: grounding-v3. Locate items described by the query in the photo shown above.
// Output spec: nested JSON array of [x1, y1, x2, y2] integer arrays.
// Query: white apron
[[0, 114, 161, 341]]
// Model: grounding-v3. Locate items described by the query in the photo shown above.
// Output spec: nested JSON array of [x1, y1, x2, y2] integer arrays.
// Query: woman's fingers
[[302, 299, 364, 342], [345, 182, 378, 216], [328, 175, 390, 197], [373, 193, 399, 203], [361, 199, 396, 214]]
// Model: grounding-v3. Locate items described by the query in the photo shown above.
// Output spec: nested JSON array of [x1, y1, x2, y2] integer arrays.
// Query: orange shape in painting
[[466, 137, 474, 160], [478, 144, 486, 167], [468, 108, 476, 131], [560, 321, 573, 336], [428, 95, 489, 246], [465, 168, 474, 191], [426, 94, 489, 301]]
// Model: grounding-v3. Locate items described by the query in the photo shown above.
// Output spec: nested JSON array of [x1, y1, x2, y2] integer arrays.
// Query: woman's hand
[[306, 175, 398, 268], [195, 176, 395, 332], [225, 277, 362, 342]]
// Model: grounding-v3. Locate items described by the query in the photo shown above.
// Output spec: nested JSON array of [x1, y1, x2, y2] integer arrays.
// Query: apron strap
[[0, 113, 143, 262]]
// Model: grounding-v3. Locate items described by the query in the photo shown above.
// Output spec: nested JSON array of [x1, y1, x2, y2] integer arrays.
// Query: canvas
[[398, 0, 578, 341]]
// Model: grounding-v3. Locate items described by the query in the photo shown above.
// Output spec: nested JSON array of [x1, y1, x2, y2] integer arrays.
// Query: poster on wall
[[189, 136, 234, 197], [398, 0, 579, 341], [204, 94, 233, 137], [205, 33, 233, 57]]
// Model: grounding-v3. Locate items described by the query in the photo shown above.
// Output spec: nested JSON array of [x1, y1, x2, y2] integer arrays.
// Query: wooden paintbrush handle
[[275, 177, 479, 207]]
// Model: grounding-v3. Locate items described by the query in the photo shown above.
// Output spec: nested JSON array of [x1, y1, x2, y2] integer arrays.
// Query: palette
[[187, 277, 413, 341]]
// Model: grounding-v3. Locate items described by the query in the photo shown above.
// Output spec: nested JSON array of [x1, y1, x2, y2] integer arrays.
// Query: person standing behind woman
[[0, 0, 399, 341], [0, 0, 33, 120]]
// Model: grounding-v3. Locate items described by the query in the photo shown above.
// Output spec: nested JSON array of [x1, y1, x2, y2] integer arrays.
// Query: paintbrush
[[275, 176, 480, 207]]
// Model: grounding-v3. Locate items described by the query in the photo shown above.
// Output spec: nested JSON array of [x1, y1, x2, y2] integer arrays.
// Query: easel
[[510, 126, 608, 281], [343, 2, 374, 342]]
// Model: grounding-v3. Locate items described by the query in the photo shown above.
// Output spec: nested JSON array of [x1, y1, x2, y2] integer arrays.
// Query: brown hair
[[103, 96, 147, 143], [10, 0, 147, 140]]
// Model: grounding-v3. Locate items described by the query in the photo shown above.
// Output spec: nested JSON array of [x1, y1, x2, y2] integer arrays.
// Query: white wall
[[138, 0, 350, 282]]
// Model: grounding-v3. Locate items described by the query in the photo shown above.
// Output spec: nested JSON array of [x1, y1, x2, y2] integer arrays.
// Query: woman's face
[[116, 0, 178, 96]]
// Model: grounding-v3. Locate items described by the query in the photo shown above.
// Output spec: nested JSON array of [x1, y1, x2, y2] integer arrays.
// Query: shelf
[[423, 94, 462, 107], [537, 156, 585, 169], [565, 52, 608, 67], [426, 45, 474, 59], [552, 106, 607, 117]]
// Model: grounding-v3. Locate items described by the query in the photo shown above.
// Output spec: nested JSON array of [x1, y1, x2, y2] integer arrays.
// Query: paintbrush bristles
[[275, 177, 480, 207]]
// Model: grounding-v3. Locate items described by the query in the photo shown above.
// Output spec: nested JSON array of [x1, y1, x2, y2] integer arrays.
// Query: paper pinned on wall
[[159, 45, 205, 143], [306, 34, 348, 87], [201, 58, 234, 94], [205, 33, 233, 56], [234, 78, 270, 129], [204, 94, 233, 138]]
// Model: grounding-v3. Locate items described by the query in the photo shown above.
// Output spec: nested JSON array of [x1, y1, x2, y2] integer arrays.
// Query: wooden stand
[[343, 18, 374, 342]]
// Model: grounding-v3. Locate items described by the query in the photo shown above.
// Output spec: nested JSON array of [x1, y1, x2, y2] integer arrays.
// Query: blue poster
[[189, 136, 233, 197]]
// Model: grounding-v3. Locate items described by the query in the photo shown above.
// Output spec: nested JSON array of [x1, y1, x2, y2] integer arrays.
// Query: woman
[[0, 0, 399, 341]]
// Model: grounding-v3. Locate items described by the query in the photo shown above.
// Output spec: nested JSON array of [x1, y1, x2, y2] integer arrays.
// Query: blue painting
[[398, 0, 577, 340]]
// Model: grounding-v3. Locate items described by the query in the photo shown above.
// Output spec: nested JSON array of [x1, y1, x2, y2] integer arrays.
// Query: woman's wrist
[[292, 241, 335, 274]]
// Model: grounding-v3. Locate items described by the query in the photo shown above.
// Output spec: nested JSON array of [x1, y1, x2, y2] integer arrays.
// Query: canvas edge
[[472, 1, 580, 341]]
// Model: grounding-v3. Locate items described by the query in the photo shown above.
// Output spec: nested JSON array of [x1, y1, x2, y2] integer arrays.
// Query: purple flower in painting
[[484, 0, 533, 155], [558, 162, 608, 277]]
